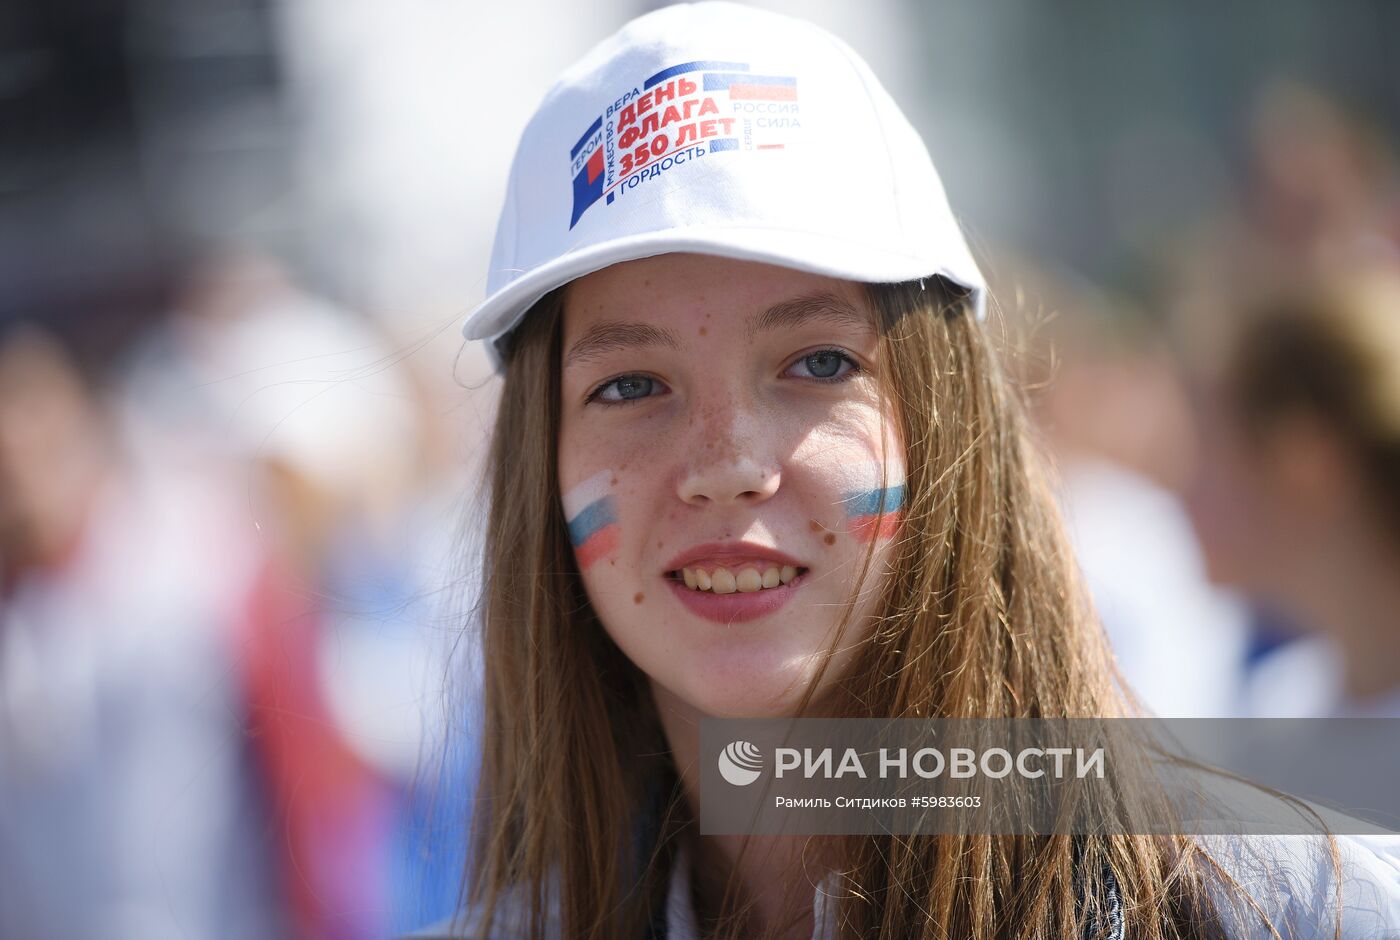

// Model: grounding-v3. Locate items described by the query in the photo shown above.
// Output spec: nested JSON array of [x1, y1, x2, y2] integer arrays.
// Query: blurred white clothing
[[0, 453, 285, 939], [1243, 636, 1400, 718], [1058, 456, 1251, 717]]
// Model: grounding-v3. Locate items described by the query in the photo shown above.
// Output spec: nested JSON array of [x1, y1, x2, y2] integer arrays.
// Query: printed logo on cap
[[569, 59, 801, 229]]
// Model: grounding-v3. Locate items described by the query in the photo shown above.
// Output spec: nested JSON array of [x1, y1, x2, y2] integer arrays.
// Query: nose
[[676, 399, 781, 507]]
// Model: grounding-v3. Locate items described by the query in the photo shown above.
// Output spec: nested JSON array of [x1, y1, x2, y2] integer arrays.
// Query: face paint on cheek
[[841, 461, 906, 543], [562, 470, 620, 570]]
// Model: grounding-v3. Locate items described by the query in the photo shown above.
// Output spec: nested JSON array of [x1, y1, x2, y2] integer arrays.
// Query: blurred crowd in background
[[2, 1, 1398, 937]]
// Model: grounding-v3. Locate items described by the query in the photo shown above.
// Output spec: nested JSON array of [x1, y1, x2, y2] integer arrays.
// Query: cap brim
[[462, 225, 985, 369]]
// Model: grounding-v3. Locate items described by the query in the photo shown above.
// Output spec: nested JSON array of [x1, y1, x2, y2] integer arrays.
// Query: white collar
[[664, 839, 840, 940]]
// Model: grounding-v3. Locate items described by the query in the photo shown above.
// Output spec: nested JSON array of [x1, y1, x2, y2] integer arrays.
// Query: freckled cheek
[[794, 431, 907, 546], [561, 458, 668, 576], [562, 408, 692, 562]]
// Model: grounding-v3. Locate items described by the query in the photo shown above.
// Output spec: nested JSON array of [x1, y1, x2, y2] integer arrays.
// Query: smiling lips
[[661, 543, 810, 622]]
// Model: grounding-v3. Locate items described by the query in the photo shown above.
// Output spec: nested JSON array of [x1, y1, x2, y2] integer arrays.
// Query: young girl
[[415, 4, 1400, 937]]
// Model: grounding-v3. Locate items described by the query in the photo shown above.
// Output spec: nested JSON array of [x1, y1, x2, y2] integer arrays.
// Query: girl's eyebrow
[[563, 290, 872, 368], [564, 321, 682, 368], [747, 290, 872, 341]]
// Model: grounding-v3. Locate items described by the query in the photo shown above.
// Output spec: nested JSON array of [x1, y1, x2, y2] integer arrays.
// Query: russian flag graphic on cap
[[570, 116, 605, 228]]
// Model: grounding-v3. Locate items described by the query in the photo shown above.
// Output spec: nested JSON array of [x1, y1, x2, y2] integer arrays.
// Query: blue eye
[[787, 349, 860, 382], [587, 374, 666, 405]]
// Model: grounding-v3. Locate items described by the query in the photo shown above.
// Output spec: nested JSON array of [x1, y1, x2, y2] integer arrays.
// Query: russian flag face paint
[[841, 461, 906, 543], [562, 470, 621, 570]]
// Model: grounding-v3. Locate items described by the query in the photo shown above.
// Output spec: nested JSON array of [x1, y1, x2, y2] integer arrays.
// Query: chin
[[659, 647, 825, 719]]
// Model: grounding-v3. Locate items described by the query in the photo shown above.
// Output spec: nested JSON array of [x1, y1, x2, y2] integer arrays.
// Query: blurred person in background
[[1157, 80, 1400, 716], [1169, 80, 1400, 386], [1, 3, 303, 931], [0, 322, 290, 939], [127, 250, 478, 938], [1001, 261, 1252, 718], [1158, 80, 1400, 687], [0, 242, 476, 938], [1186, 262, 1400, 719]]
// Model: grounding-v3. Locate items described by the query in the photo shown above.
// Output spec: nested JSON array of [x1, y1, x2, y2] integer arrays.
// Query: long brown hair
[[459, 273, 1311, 939]]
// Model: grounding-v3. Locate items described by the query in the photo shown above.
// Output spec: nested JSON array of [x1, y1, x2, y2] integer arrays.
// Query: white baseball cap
[[463, 1, 986, 372]]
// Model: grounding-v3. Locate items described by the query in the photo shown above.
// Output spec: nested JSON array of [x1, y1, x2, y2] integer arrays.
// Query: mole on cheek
[[809, 519, 825, 533], [824, 532, 837, 546], [698, 326, 707, 336], [633, 592, 644, 604]]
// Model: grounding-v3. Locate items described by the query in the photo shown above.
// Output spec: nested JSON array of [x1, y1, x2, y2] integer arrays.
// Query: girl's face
[[557, 253, 905, 719]]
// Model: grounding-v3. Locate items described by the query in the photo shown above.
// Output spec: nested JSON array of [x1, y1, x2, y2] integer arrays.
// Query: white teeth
[[711, 568, 737, 594], [678, 564, 802, 594]]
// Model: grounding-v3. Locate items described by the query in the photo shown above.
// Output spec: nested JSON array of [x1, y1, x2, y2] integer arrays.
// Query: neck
[[651, 682, 818, 940]]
